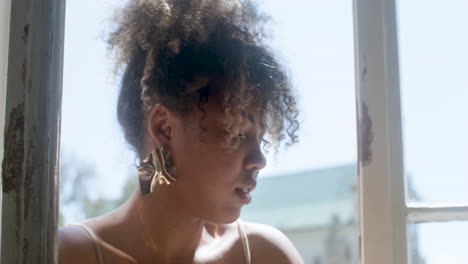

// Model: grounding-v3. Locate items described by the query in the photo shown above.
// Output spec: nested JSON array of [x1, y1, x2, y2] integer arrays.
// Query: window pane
[[61, 1, 358, 263], [408, 222, 468, 264], [241, 0, 358, 263], [242, 165, 359, 264], [397, 0, 468, 203], [60, 0, 135, 224]]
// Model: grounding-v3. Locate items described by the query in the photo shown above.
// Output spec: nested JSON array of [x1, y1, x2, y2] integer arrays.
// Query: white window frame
[[353, 0, 468, 263]]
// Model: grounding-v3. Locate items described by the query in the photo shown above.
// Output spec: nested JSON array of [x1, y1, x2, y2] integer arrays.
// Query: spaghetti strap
[[69, 221, 249, 264], [237, 219, 252, 264], [69, 223, 104, 264]]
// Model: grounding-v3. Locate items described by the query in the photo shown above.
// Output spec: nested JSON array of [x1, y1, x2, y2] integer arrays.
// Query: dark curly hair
[[107, 0, 299, 154]]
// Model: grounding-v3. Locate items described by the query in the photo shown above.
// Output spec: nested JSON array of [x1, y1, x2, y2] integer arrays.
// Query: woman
[[59, 0, 303, 263]]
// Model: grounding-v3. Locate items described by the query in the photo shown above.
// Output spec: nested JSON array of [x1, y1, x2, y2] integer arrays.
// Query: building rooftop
[[240, 163, 357, 231]]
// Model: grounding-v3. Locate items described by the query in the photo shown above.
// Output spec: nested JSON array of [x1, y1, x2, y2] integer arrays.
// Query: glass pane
[[60, 1, 133, 225], [408, 222, 468, 264], [241, 1, 358, 263], [242, 165, 359, 264], [397, 0, 468, 203], [61, 0, 358, 263]]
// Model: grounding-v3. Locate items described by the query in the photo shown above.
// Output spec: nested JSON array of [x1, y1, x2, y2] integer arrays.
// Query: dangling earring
[[137, 147, 176, 195]]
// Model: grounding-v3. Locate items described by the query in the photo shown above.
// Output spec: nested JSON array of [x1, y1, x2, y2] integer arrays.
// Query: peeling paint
[[21, 58, 27, 83], [23, 238, 29, 262], [361, 66, 367, 82], [28, 78, 32, 94], [24, 134, 36, 220], [22, 24, 29, 43], [359, 102, 373, 166], [2, 103, 25, 193]]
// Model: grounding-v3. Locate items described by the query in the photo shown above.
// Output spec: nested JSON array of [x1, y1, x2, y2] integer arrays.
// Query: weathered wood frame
[[1, 0, 65, 263], [0, 0, 13, 254]]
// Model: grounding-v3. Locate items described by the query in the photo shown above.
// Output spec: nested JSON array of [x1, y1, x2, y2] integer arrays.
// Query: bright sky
[[61, 0, 468, 263]]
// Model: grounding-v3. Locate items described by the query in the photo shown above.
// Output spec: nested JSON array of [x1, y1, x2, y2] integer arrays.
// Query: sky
[[60, 0, 468, 263]]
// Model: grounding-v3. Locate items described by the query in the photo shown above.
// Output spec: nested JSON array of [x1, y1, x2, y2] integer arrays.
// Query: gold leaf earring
[[137, 147, 176, 195]]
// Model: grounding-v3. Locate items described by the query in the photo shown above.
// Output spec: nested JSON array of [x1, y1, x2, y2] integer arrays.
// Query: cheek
[[172, 136, 238, 201], [169, 128, 245, 222], [169, 123, 218, 184], [172, 120, 232, 177], [169, 115, 244, 193]]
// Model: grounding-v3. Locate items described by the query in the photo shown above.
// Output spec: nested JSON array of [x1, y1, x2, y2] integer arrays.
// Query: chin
[[204, 207, 241, 225]]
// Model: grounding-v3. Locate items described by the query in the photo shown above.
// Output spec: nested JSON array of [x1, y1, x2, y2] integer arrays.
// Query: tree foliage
[[59, 151, 136, 226]]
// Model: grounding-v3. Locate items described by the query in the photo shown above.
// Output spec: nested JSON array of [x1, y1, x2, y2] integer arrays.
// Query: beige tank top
[[70, 219, 252, 264]]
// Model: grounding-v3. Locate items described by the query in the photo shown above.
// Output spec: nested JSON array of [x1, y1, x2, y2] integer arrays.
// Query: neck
[[121, 187, 218, 263]]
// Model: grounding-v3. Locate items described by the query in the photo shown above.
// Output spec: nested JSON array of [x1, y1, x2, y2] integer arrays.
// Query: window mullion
[[353, 0, 407, 263], [407, 203, 468, 223]]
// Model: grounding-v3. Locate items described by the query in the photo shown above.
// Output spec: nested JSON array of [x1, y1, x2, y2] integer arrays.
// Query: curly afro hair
[[107, 0, 299, 154]]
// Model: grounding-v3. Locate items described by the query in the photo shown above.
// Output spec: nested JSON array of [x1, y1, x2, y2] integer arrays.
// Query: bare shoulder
[[58, 225, 98, 264], [242, 221, 304, 264]]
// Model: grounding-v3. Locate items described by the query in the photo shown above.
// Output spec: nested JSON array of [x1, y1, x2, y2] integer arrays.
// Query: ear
[[147, 104, 173, 148]]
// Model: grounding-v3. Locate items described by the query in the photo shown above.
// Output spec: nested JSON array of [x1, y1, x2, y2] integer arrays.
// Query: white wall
[[285, 225, 359, 264], [287, 228, 328, 264]]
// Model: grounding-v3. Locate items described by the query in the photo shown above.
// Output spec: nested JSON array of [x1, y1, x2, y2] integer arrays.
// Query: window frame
[[0, 0, 12, 255], [1, 0, 65, 263], [353, 0, 468, 263], [2, 0, 468, 263]]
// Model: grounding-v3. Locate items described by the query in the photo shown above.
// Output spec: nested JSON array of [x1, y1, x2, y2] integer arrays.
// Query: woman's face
[[166, 93, 266, 224]]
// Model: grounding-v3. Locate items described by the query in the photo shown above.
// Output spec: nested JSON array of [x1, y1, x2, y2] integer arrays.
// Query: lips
[[235, 188, 252, 204], [234, 182, 256, 204]]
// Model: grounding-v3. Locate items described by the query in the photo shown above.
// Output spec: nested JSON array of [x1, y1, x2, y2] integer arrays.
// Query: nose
[[243, 145, 267, 172]]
